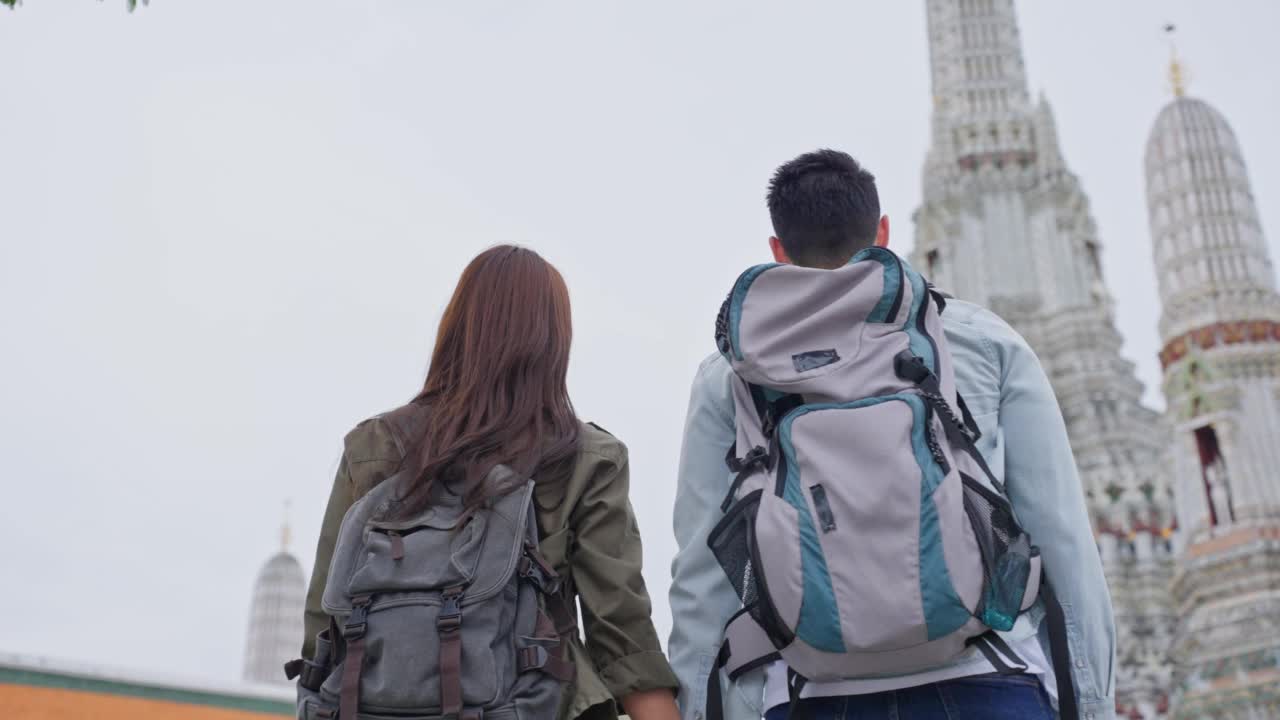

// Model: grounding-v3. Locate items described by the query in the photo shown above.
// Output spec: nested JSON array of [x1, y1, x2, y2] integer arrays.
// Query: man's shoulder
[[691, 351, 735, 395], [940, 299, 1031, 355], [941, 298, 1008, 335], [686, 351, 738, 423], [696, 350, 731, 378]]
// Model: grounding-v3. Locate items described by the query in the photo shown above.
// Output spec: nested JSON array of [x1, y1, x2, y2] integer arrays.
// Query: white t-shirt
[[762, 634, 1056, 713]]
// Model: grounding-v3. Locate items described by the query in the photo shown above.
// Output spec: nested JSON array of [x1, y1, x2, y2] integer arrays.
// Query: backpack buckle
[[761, 413, 777, 438], [742, 445, 768, 468], [761, 394, 805, 439], [894, 351, 937, 389], [720, 444, 771, 512], [519, 546, 563, 596], [345, 598, 372, 639], [438, 588, 464, 632], [518, 645, 550, 672]]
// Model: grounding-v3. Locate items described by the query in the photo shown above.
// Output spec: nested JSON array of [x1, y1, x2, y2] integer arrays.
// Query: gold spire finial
[[281, 499, 292, 551], [1165, 23, 1187, 97]]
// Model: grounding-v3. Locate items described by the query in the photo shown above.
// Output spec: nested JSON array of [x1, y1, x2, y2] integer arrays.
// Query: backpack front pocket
[[760, 393, 976, 653], [349, 516, 487, 594]]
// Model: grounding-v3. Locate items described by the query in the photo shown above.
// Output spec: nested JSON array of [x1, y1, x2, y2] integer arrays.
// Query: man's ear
[[769, 236, 792, 264], [875, 215, 890, 248]]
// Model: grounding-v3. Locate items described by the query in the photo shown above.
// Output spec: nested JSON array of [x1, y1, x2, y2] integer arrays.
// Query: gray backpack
[[290, 466, 574, 720], [706, 247, 1062, 716]]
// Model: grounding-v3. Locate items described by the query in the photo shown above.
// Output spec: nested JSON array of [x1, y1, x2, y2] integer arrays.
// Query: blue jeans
[[762, 673, 1056, 720]]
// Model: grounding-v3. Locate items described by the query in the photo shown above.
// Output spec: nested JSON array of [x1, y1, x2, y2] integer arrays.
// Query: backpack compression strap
[[340, 595, 373, 720], [965, 632, 1028, 675], [722, 388, 802, 510], [516, 602, 575, 682], [705, 611, 782, 720], [438, 586, 466, 718], [516, 543, 576, 683], [285, 617, 340, 689]]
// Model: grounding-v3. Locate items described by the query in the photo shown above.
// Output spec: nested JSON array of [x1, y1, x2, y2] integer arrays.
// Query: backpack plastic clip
[[721, 445, 770, 511], [520, 543, 563, 596], [518, 645, 550, 672], [894, 351, 940, 392], [438, 588, 464, 631], [344, 597, 372, 639]]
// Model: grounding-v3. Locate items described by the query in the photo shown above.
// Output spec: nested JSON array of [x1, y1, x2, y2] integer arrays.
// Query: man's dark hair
[[766, 149, 881, 268]]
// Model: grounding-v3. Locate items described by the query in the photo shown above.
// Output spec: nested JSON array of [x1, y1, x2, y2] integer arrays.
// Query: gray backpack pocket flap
[[348, 515, 487, 595]]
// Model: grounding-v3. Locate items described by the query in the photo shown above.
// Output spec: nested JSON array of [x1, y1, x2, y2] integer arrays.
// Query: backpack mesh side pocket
[[960, 474, 1032, 632], [707, 489, 792, 647]]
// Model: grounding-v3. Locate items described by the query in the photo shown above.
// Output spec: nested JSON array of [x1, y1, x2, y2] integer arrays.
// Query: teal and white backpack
[[706, 247, 1077, 719]]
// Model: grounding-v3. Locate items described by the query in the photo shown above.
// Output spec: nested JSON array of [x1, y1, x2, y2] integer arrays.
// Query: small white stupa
[[242, 503, 307, 686]]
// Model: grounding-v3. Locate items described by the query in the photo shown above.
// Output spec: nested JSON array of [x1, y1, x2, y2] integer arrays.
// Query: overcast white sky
[[2, 0, 1278, 686]]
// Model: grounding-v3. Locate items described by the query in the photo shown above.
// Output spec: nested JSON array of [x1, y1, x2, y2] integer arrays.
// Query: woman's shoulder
[[343, 401, 428, 464], [576, 420, 628, 466]]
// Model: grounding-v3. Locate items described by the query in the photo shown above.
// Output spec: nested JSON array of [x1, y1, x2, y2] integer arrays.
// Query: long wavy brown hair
[[390, 245, 580, 520]]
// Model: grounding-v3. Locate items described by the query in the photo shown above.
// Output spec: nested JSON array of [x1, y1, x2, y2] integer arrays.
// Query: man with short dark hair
[[765, 149, 883, 268], [668, 149, 1115, 719]]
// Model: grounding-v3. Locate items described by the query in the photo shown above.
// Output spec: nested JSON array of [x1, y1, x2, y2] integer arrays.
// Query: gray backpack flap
[[706, 247, 1041, 697], [293, 467, 574, 720]]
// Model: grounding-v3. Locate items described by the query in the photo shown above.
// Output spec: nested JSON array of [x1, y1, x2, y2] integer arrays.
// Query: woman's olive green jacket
[[302, 402, 679, 720]]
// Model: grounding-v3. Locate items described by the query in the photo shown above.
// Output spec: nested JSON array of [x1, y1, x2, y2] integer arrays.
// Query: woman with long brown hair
[[298, 245, 680, 720]]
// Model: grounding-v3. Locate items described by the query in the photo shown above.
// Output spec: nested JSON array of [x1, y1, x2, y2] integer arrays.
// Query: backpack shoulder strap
[[928, 284, 950, 315], [1040, 576, 1080, 720]]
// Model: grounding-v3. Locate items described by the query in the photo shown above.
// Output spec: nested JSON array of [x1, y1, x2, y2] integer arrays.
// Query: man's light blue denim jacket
[[668, 298, 1116, 720]]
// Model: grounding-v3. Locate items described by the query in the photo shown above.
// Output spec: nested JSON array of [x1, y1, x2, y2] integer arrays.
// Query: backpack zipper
[[922, 403, 951, 475]]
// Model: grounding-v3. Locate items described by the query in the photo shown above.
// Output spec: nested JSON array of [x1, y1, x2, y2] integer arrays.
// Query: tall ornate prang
[[1145, 46, 1280, 719], [911, 1, 1176, 715], [243, 505, 307, 686]]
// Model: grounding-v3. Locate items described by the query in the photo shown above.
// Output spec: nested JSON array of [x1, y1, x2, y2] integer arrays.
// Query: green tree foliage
[[3, 0, 148, 9]]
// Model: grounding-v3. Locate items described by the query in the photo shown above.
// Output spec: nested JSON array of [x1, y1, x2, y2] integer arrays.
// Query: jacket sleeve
[[667, 356, 758, 720], [569, 442, 680, 703], [301, 455, 355, 660], [995, 327, 1117, 720]]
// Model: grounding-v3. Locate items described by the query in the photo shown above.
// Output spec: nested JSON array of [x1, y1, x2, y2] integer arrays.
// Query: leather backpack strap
[[437, 586, 466, 717], [339, 596, 372, 720]]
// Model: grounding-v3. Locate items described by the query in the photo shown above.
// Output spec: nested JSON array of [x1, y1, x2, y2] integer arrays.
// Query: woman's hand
[[620, 688, 681, 720]]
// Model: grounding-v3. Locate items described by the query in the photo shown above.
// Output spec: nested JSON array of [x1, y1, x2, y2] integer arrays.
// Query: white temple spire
[[243, 509, 307, 686], [1164, 24, 1188, 98], [925, 0, 1031, 122], [281, 499, 292, 552], [913, 2, 1174, 714], [1146, 68, 1280, 718]]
